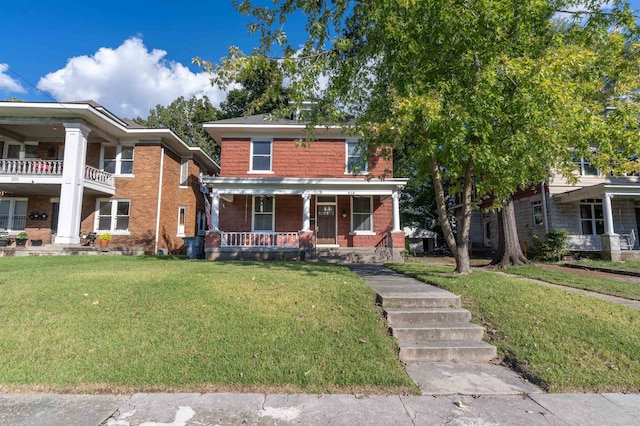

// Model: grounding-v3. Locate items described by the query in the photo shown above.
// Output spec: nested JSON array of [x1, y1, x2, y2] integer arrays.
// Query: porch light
[[341, 209, 347, 218]]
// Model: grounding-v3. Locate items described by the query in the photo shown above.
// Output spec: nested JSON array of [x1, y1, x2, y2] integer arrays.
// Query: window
[[177, 206, 186, 236], [180, 160, 189, 186], [96, 199, 130, 233], [351, 196, 373, 233], [0, 199, 27, 231], [3, 142, 38, 160], [532, 201, 543, 227], [101, 145, 134, 175], [346, 142, 368, 174], [196, 210, 206, 236], [252, 196, 274, 231], [251, 141, 272, 172], [24, 144, 38, 159], [574, 155, 598, 176], [580, 199, 604, 235]]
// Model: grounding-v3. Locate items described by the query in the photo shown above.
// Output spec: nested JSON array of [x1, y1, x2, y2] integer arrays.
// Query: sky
[[1, 1, 640, 119], [0, 0, 308, 118]]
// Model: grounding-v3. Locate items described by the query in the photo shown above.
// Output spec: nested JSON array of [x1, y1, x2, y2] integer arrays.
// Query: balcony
[[0, 160, 115, 194]]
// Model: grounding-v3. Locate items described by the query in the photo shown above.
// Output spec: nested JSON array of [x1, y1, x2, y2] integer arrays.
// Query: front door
[[635, 207, 640, 249], [317, 204, 337, 245]]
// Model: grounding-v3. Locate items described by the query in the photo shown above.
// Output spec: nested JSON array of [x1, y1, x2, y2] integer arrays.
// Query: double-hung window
[[0, 198, 27, 231], [346, 141, 368, 174], [101, 145, 134, 175], [532, 201, 544, 227], [580, 199, 604, 235], [253, 196, 274, 231], [177, 206, 186, 236], [351, 196, 373, 233], [251, 141, 272, 172], [180, 159, 189, 187], [574, 155, 598, 177], [96, 199, 130, 233]]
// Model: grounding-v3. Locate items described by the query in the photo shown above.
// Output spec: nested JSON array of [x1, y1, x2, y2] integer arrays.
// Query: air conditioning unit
[[157, 248, 168, 256]]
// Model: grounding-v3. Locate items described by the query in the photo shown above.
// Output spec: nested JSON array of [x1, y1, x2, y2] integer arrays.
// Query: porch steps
[[348, 264, 497, 363], [315, 247, 394, 264]]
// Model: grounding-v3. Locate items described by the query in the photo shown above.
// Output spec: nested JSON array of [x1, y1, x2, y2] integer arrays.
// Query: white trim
[[250, 139, 272, 172], [532, 201, 543, 227], [177, 205, 186, 237], [345, 141, 368, 175], [94, 198, 131, 235], [351, 195, 374, 233], [100, 144, 135, 176], [251, 195, 275, 232], [154, 148, 165, 254], [179, 159, 189, 187]]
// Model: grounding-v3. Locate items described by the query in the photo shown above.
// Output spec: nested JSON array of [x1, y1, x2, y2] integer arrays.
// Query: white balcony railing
[[220, 232, 299, 248], [0, 160, 114, 187]]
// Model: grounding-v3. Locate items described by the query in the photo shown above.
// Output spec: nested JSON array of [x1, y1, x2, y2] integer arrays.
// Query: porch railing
[[84, 165, 114, 186], [0, 159, 63, 175], [621, 229, 637, 250], [220, 232, 299, 248], [0, 215, 26, 231]]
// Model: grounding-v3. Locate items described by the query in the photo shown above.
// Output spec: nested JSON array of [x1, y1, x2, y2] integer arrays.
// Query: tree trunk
[[490, 198, 530, 268]]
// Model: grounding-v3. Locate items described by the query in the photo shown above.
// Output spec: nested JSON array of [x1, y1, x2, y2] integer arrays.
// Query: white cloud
[[36, 37, 227, 118], [0, 64, 27, 94]]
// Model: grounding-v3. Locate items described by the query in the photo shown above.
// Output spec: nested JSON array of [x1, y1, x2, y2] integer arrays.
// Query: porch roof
[[554, 182, 640, 204], [201, 176, 407, 196]]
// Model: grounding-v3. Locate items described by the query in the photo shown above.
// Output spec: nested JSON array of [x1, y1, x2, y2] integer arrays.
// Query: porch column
[[603, 193, 615, 235], [301, 192, 311, 231], [210, 192, 220, 231], [55, 123, 90, 245], [392, 190, 401, 232], [601, 193, 621, 261]]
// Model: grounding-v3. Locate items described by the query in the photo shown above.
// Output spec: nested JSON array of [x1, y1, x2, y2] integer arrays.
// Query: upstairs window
[[574, 155, 598, 176], [180, 159, 189, 186], [251, 141, 272, 172], [102, 145, 134, 175], [346, 142, 368, 174], [580, 199, 604, 235], [253, 196, 274, 231], [96, 199, 130, 233]]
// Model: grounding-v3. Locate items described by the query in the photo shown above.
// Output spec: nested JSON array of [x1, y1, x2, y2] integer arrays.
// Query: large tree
[[201, 0, 640, 273]]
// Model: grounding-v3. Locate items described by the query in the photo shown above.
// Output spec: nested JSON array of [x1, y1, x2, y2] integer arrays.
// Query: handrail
[[0, 159, 63, 175], [220, 232, 299, 248]]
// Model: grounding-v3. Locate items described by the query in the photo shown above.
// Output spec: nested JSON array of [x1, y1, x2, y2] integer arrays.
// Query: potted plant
[[16, 231, 28, 247], [98, 232, 112, 247], [0, 233, 9, 247], [30, 238, 43, 246]]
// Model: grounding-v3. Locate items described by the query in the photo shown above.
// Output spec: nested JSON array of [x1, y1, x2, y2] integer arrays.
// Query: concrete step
[[385, 307, 472, 325], [399, 340, 498, 363], [393, 322, 485, 341], [379, 293, 461, 309]]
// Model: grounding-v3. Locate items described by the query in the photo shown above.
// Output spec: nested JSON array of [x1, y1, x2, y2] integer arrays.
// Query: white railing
[[621, 229, 637, 250], [85, 165, 114, 186], [220, 232, 299, 248], [0, 159, 63, 175]]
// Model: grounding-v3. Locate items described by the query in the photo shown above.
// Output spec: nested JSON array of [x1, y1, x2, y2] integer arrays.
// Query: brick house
[[466, 157, 640, 261], [200, 114, 408, 262], [0, 101, 219, 255]]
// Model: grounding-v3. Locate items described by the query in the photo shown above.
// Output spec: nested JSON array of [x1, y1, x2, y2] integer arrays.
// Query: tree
[[202, 0, 640, 273], [134, 95, 220, 159]]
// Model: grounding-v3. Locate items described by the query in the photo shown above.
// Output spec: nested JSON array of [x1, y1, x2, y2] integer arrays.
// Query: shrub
[[531, 229, 569, 261]]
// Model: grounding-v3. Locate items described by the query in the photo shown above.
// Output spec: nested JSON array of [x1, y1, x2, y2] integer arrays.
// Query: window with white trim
[[177, 206, 186, 236], [346, 141, 368, 174], [180, 159, 189, 186], [574, 155, 598, 176], [0, 198, 27, 231], [196, 210, 206, 236], [251, 141, 272, 172], [351, 196, 373, 233], [580, 199, 604, 235], [252, 196, 274, 231], [96, 199, 130, 233], [101, 145, 134, 175], [3, 142, 38, 160], [532, 201, 543, 227]]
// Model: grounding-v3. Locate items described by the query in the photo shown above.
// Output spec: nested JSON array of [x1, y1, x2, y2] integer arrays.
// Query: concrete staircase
[[349, 265, 497, 363]]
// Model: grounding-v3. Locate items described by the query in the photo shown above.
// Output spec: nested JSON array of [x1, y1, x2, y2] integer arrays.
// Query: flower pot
[[15, 238, 27, 247], [99, 239, 110, 248], [30, 239, 42, 246], [0, 239, 8, 247]]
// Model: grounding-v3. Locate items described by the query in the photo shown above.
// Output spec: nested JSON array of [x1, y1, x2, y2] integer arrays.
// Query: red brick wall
[[220, 139, 393, 178]]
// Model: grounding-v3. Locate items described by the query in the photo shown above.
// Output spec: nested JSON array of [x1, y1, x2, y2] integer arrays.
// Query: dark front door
[[317, 204, 336, 245], [635, 207, 640, 249], [51, 202, 60, 234]]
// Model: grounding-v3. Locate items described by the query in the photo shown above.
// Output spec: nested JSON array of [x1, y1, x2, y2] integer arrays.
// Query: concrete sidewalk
[[2, 392, 640, 425]]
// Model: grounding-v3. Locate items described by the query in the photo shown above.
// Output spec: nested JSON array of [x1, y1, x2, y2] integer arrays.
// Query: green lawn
[[388, 261, 640, 393], [504, 264, 640, 301], [568, 259, 640, 272], [0, 257, 416, 394]]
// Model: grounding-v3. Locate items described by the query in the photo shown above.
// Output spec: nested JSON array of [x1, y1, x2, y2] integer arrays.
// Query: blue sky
[[1, 1, 639, 119], [0, 0, 307, 118]]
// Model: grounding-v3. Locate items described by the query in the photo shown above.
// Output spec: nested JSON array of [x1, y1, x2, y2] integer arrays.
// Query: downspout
[[541, 182, 549, 233], [154, 147, 165, 254]]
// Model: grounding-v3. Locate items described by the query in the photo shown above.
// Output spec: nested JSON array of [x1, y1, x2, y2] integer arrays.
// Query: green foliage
[[97, 232, 112, 241], [390, 261, 640, 392], [17, 232, 27, 239], [530, 229, 569, 261], [134, 95, 220, 159]]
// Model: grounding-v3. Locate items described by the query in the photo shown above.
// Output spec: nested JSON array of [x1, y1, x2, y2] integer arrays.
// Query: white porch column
[[210, 192, 220, 231], [55, 123, 90, 245], [392, 190, 401, 232], [603, 193, 615, 235], [301, 192, 311, 231]]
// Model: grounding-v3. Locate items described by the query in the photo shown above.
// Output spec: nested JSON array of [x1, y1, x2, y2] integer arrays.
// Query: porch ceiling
[[0, 183, 112, 196], [201, 177, 408, 196], [554, 182, 640, 203]]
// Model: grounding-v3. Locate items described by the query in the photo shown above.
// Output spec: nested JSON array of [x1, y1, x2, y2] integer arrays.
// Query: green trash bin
[[183, 236, 204, 259]]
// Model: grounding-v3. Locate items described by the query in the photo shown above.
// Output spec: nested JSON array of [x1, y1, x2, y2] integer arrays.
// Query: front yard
[[388, 261, 640, 393], [0, 257, 416, 394]]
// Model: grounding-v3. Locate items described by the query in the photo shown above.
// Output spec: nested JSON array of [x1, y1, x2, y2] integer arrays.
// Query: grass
[[388, 261, 640, 393], [568, 259, 640, 272], [504, 264, 640, 301], [0, 257, 416, 394]]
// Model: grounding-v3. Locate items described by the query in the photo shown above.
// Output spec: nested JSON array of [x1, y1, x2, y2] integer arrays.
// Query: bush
[[531, 229, 569, 262]]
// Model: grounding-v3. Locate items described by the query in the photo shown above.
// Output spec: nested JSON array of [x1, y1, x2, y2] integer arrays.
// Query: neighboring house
[[200, 114, 408, 262], [0, 101, 219, 255], [466, 157, 640, 261]]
